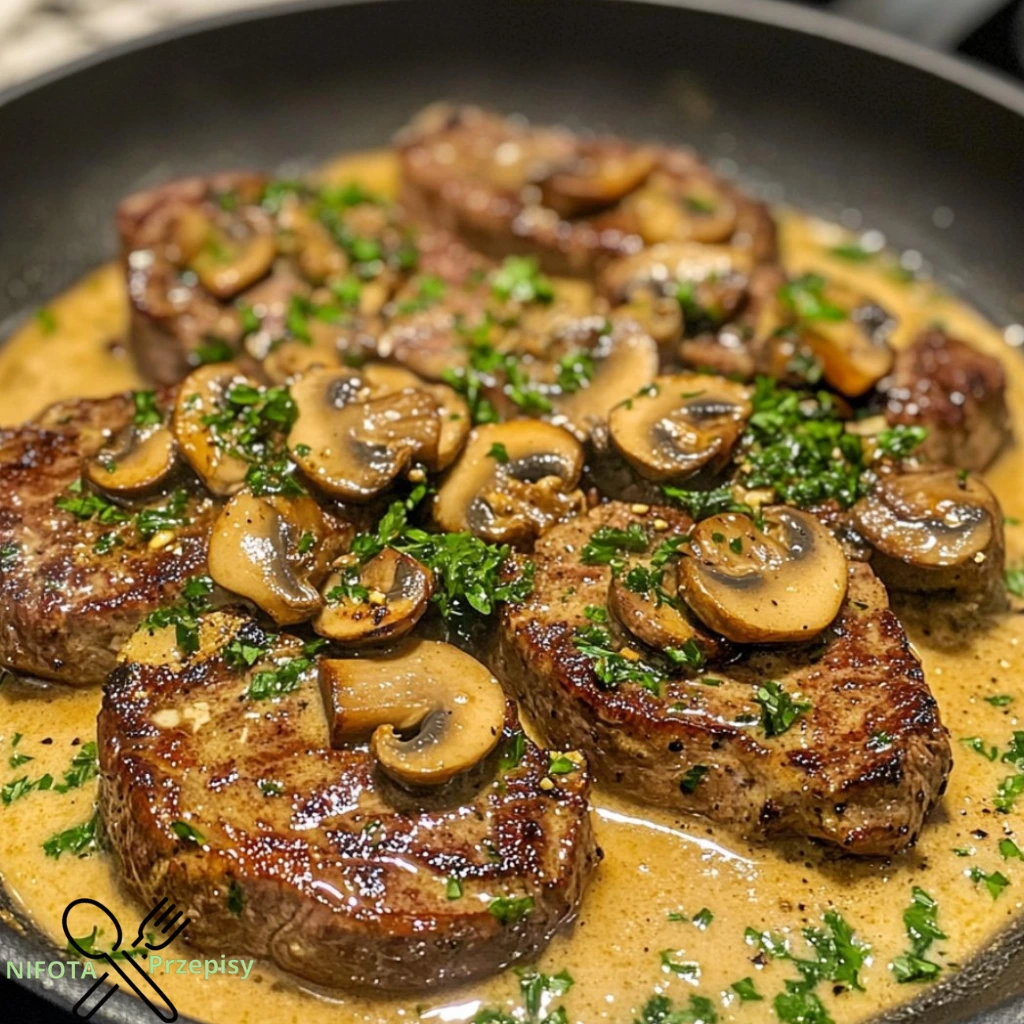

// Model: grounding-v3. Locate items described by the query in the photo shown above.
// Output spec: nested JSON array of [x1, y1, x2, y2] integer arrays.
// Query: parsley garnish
[[488, 894, 534, 924], [491, 256, 554, 305], [43, 811, 100, 859], [875, 425, 928, 458], [755, 681, 811, 737], [170, 820, 205, 845], [890, 887, 944, 984], [730, 978, 763, 1003], [634, 994, 718, 1024], [140, 575, 213, 656], [227, 881, 244, 915], [132, 390, 163, 427], [679, 765, 709, 794], [581, 523, 648, 566], [778, 273, 847, 322], [54, 742, 98, 793], [968, 866, 1010, 900]]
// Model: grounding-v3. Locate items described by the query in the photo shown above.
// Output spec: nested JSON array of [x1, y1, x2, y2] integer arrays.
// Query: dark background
[[2, 0, 1022, 1021]]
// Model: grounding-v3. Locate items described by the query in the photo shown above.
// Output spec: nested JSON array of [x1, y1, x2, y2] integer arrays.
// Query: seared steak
[[882, 328, 1010, 471], [99, 611, 597, 992], [495, 503, 951, 855], [398, 105, 777, 276], [0, 392, 216, 685]]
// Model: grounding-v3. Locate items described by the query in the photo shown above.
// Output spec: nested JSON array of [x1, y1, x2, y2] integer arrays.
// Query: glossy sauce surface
[[1, 155, 1023, 1024]]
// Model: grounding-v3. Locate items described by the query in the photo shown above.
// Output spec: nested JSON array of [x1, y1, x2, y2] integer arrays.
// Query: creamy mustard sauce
[[1, 155, 1024, 1024]]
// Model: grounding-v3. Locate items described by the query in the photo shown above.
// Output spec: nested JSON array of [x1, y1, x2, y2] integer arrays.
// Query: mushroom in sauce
[[608, 373, 751, 482], [288, 366, 441, 501], [319, 639, 506, 787], [207, 491, 339, 624], [678, 506, 849, 643], [314, 547, 434, 645], [850, 466, 1004, 600], [433, 420, 584, 545]]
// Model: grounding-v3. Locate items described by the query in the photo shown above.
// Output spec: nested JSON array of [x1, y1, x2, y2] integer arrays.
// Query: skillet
[[0, 1, 1022, 1021]]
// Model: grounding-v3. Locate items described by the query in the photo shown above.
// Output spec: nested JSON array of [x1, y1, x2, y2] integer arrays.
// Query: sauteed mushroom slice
[[86, 423, 178, 498], [175, 207, 277, 300], [778, 275, 895, 397], [608, 373, 751, 482], [208, 491, 336, 625], [538, 144, 658, 218], [362, 363, 470, 470], [850, 467, 1004, 598], [550, 318, 660, 439], [433, 421, 584, 544], [678, 507, 849, 644], [319, 639, 506, 787], [625, 171, 740, 247], [172, 364, 256, 496], [609, 568, 725, 662], [288, 366, 441, 501], [314, 548, 433, 645]]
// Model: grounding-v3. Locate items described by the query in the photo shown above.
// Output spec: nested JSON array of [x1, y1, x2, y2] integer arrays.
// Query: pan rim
[[0, 1, 1022, 1022], [0, 0, 1023, 117]]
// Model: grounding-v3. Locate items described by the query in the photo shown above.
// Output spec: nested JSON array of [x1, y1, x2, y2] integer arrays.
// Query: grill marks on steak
[[99, 611, 597, 992], [495, 503, 951, 855], [398, 105, 778, 277], [0, 393, 216, 685]]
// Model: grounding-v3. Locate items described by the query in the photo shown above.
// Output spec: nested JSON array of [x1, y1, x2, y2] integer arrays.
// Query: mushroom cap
[[362, 363, 470, 470], [852, 467, 999, 569], [86, 423, 178, 498], [621, 170, 740, 247], [433, 420, 584, 544], [172, 363, 256, 496], [609, 568, 726, 663], [679, 506, 849, 644], [176, 205, 277, 300], [319, 639, 507, 787], [549, 317, 660, 440], [608, 373, 751, 482], [314, 547, 434, 645], [288, 366, 441, 501], [538, 144, 658, 218], [207, 491, 340, 625], [599, 241, 753, 303]]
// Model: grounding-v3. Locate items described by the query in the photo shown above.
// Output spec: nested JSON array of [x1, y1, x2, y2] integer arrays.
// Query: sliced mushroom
[[172, 364, 256, 496], [314, 548, 433, 644], [850, 467, 1004, 599], [778, 276, 895, 397], [538, 144, 657, 218], [434, 421, 584, 544], [86, 423, 178, 498], [208, 491, 337, 624], [288, 366, 441, 501], [623, 171, 740, 246], [600, 242, 754, 303], [174, 207, 277, 300], [678, 507, 849, 644], [608, 373, 751, 482], [549, 317, 660, 440], [362, 363, 471, 470], [319, 639, 506, 787], [609, 567, 726, 662]]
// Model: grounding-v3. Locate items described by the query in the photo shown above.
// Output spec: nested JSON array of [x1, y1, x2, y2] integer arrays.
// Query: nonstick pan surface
[[0, 2, 1022, 1021]]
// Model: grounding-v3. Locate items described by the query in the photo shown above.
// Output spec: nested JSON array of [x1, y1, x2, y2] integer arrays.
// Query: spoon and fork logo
[[62, 895, 191, 1021]]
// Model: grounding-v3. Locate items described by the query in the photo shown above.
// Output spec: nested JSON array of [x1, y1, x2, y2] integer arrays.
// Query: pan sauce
[[1, 154, 1023, 1024]]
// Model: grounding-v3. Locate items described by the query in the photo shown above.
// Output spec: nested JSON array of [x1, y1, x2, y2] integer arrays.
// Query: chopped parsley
[[517, 967, 573, 1021], [245, 639, 325, 701], [227, 881, 244, 915], [488, 894, 534, 924], [43, 811, 100, 859], [2, 772, 52, 805], [730, 978, 763, 1003], [890, 887, 945, 983], [1004, 565, 1024, 598], [396, 275, 447, 315], [778, 273, 847, 323], [999, 838, 1023, 860], [499, 731, 527, 774], [659, 950, 699, 977], [875, 425, 928, 458], [141, 574, 213, 656], [491, 256, 554, 305], [488, 442, 510, 464], [634, 994, 717, 1024], [54, 742, 98, 793], [547, 753, 577, 776], [968, 866, 1010, 900], [580, 523, 648, 567], [692, 907, 713, 929], [755, 681, 811, 737], [35, 307, 58, 334], [985, 695, 1014, 707], [960, 736, 999, 762], [445, 877, 463, 900], [170, 820, 205, 845], [661, 484, 749, 521], [679, 765, 709, 794], [572, 623, 667, 694]]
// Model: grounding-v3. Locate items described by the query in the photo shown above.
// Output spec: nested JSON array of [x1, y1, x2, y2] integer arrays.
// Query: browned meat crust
[[99, 611, 597, 992], [883, 328, 1011, 471], [398, 105, 777, 277], [494, 503, 951, 856], [0, 393, 216, 685]]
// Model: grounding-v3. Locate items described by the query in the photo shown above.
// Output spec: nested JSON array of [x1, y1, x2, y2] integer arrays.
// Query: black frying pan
[[0, 2, 1022, 1022]]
